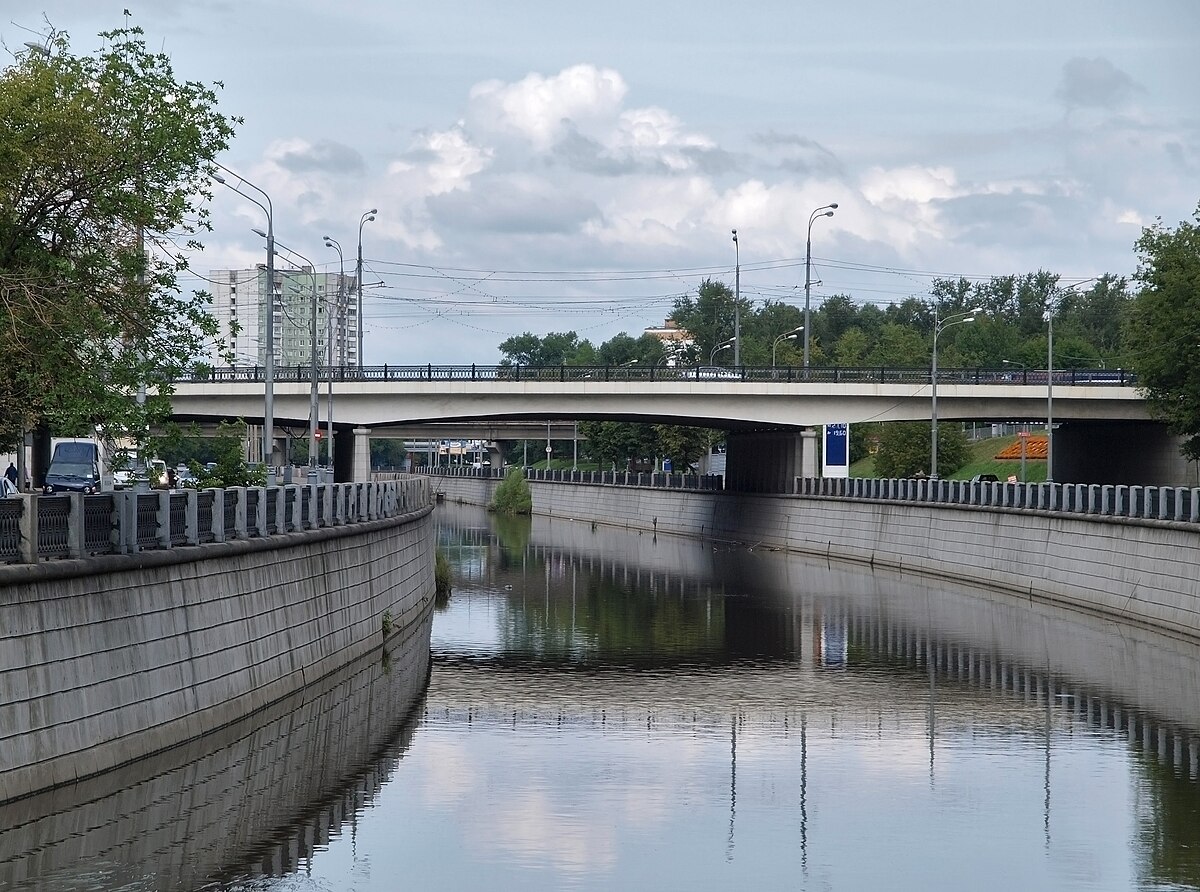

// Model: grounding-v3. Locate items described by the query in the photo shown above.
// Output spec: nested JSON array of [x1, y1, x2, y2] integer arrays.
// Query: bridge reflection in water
[[432, 502, 1200, 888]]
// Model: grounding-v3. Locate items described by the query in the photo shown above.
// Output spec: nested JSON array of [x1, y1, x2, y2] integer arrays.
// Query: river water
[[3, 502, 1200, 891]]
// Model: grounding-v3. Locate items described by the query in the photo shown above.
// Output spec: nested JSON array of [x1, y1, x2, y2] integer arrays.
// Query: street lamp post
[[1046, 279, 1097, 483], [710, 339, 735, 365], [255, 231, 321, 476], [804, 203, 838, 368], [356, 209, 377, 370], [931, 306, 981, 479], [1001, 358, 1028, 384], [772, 326, 804, 367], [1047, 303, 1056, 483], [213, 165, 276, 482], [323, 236, 344, 472], [732, 230, 741, 367]]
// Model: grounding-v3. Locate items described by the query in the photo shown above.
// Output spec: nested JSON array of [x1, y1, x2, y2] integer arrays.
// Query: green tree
[[669, 279, 747, 364], [186, 421, 265, 488], [578, 420, 659, 469], [498, 331, 592, 366], [874, 421, 969, 478], [597, 332, 665, 367], [653, 425, 716, 472], [0, 22, 237, 449], [866, 323, 927, 367], [833, 327, 870, 365], [1124, 203, 1200, 458], [371, 439, 408, 469]]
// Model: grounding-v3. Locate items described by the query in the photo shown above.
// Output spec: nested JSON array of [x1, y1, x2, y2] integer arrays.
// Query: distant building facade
[[207, 266, 359, 368], [643, 319, 694, 365]]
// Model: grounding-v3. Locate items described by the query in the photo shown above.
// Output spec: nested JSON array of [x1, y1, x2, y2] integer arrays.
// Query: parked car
[[971, 473, 1000, 483]]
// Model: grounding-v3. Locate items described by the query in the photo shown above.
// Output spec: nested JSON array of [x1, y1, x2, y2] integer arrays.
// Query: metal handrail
[[179, 364, 1138, 387]]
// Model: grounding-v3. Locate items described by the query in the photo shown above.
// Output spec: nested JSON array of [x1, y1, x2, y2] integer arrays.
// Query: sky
[[6, 2, 1199, 365]]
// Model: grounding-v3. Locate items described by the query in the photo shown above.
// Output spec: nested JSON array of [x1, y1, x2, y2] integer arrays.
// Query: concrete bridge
[[168, 364, 1177, 486]]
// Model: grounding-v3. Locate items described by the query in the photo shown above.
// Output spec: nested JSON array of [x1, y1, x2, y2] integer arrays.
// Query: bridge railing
[[795, 477, 1200, 525], [0, 479, 431, 564], [179, 364, 1138, 387]]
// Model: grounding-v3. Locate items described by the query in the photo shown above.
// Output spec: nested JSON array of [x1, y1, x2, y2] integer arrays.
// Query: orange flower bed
[[995, 435, 1047, 460]]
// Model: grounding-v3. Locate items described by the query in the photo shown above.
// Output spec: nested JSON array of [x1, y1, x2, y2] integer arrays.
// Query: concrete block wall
[[0, 496, 436, 804], [433, 475, 1200, 642]]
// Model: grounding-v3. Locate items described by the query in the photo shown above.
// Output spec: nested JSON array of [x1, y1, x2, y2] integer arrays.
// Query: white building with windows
[[206, 266, 359, 369]]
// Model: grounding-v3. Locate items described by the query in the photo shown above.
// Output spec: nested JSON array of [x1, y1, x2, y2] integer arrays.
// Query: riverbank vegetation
[[490, 469, 532, 515]]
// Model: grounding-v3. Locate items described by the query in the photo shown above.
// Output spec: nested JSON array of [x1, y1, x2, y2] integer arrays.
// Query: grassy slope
[[849, 434, 1047, 482]]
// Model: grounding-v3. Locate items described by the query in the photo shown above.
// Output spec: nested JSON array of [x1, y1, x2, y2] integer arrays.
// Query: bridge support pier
[[353, 427, 371, 482], [333, 428, 355, 483], [725, 429, 817, 493]]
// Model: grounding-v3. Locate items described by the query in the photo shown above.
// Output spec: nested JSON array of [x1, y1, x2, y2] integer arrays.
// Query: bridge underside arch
[[1055, 421, 1199, 486]]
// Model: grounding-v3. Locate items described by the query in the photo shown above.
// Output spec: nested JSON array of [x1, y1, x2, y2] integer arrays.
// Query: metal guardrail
[[181, 364, 1138, 387], [0, 480, 428, 564], [799, 476, 1200, 525]]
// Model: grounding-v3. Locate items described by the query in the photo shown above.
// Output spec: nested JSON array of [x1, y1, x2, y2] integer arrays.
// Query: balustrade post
[[1191, 488, 1200, 524], [156, 491, 171, 549], [1129, 485, 1145, 518], [184, 490, 199, 546], [208, 488, 226, 543], [273, 485, 287, 534], [231, 487, 247, 539], [254, 486, 268, 536], [65, 493, 86, 559]]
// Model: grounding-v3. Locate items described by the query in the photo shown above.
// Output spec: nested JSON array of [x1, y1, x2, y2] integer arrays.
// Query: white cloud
[[468, 64, 628, 152]]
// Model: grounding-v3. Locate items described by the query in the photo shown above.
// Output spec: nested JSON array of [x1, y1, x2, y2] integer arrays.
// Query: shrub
[[490, 468, 532, 515]]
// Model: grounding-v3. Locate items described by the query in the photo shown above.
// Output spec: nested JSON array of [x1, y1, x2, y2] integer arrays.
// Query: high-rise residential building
[[206, 266, 359, 369]]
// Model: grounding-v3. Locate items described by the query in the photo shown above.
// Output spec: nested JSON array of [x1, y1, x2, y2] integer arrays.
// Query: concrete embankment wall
[[432, 475, 1200, 642], [0, 484, 436, 804]]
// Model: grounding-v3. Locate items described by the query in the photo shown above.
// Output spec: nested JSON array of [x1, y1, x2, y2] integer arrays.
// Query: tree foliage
[[874, 421, 969, 478], [668, 278, 748, 365], [1125, 203, 1200, 458], [182, 421, 265, 488], [0, 22, 237, 448], [491, 468, 532, 515]]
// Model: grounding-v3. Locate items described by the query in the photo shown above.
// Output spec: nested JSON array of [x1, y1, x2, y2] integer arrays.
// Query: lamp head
[[732, 228, 738, 242], [829, 202, 838, 209], [212, 173, 226, 184], [823, 210, 834, 218], [252, 227, 267, 239]]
